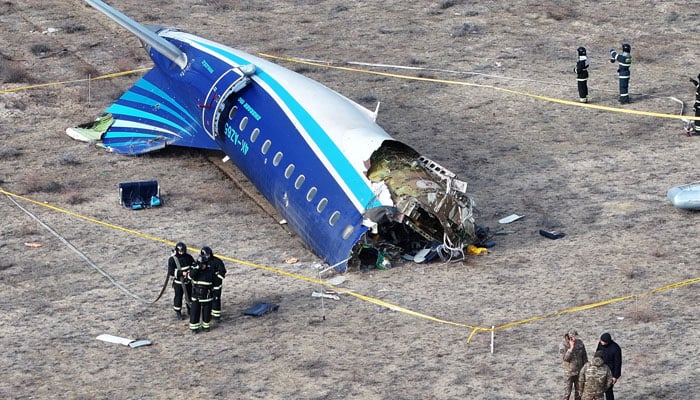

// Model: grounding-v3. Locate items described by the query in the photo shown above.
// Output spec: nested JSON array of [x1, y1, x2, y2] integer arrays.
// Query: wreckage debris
[[539, 229, 566, 240], [96, 334, 151, 348]]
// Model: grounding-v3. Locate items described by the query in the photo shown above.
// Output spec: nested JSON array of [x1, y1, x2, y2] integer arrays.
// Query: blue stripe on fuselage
[[118, 90, 196, 132], [193, 40, 381, 210], [106, 103, 189, 135], [133, 78, 200, 127]]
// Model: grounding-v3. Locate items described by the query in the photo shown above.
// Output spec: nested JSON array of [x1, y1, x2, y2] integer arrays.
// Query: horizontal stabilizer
[[67, 68, 220, 155]]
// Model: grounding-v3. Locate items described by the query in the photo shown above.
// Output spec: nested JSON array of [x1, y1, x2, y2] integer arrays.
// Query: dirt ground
[[1, 1, 699, 399]]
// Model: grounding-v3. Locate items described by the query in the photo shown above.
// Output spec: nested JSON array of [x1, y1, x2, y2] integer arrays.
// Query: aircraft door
[[200, 65, 255, 140]]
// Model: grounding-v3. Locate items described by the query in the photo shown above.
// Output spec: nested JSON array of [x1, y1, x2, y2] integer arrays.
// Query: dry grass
[[0, 59, 33, 83], [1, 1, 699, 399], [29, 43, 51, 57], [21, 174, 62, 194], [0, 147, 21, 158]]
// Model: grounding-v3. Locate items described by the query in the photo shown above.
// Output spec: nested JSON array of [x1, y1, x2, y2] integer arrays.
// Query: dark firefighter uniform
[[168, 242, 195, 320], [610, 44, 632, 104], [189, 256, 215, 333], [690, 74, 700, 134], [575, 47, 590, 103], [201, 247, 227, 321]]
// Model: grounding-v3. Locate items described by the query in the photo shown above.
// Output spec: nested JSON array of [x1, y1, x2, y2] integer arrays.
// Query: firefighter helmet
[[201, 246, 213, 257], [175, 242, 187, 253], [577, 47, 586, 56], [622, 43, 631, 52]]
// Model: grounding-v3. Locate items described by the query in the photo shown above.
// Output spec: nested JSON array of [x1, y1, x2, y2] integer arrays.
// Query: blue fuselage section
[[102, 31, 396, 269]]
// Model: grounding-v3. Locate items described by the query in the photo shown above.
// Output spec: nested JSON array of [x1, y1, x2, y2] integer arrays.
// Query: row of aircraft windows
[[235, 112, 353, 240]]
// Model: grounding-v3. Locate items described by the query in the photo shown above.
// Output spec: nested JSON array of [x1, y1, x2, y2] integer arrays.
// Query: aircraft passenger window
[[239, 116, 248, 131], [329, 211, 340, 226], [341, 225, 354, 240], [284, 164, 295, 179], [306, 187, 317, 202], [273, 152, 283, 166], [261, 139, 271, 155], [316, 198, 328, 213], [294, 175, 305, 189], [228, 105, 238, 121], [250, 128, 260, 143]]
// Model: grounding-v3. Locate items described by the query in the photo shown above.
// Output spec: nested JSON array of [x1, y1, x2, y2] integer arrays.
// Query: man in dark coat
[[596, 332, 622, 400]]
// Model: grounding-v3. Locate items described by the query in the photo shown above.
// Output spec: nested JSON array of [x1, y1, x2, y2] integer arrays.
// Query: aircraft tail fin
[[67, 68, 219, 155]]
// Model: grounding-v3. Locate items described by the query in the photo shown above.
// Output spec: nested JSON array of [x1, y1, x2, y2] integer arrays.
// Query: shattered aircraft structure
[[68, 0, 478, 271]]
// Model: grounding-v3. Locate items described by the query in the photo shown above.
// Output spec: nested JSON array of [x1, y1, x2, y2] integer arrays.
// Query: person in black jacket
[[596, 332, 622, 400], [575, 47, 590, 103], [200, 246, 227, 321], [188, 255, 215, 334], [167, 242, 195, 320], [688, 74, 700, 135]]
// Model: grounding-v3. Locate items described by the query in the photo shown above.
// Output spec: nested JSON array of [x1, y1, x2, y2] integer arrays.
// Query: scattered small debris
[[498, 214, 524, 224], [539, 229, 566, 240], [494, 230, 515, 235], [325, 275, 347, 286], [467, 244, 488, 255], [24, 242, 42, 248], [96, 334, 151, 348], [243, 302, 279, 316], [413, 248, 432, 263], [118, 180, 161, 210], [284, 257, 298, 264], [311, 291, 340, 300]]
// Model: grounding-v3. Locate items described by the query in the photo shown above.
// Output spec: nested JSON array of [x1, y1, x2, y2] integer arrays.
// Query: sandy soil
[[1, 1, 699, 399]]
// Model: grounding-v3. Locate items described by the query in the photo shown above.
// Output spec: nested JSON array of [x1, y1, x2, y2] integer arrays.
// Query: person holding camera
[[188, 254, 215, 334], [610, 44, 632, 104], [559, 328, 589, 400]]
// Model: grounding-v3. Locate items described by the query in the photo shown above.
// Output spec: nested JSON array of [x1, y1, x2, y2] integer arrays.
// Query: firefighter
[[575, 47, 590, 103], [189, 254, 215, 334], [167, 242, 195, 320], [201, 246, 227, 321], [689, 74, 700, 135], [610, 44, 632, 104]]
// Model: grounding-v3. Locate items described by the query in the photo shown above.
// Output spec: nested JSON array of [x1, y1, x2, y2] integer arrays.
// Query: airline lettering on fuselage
[[223, 123, 250, 156], [200, 59, 214, 74], [237, 97, 261, 121]]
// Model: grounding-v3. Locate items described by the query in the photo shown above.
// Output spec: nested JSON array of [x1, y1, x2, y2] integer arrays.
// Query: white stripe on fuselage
[[112, 119, 179, 137]]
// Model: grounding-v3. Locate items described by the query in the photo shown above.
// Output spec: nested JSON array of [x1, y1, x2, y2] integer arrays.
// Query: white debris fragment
[[325, 276, 347, 286], [311, 291, 340, 300]]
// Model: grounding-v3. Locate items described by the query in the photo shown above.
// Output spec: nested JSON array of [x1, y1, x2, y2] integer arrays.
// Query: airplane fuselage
[[73, 1, 478, 271]]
